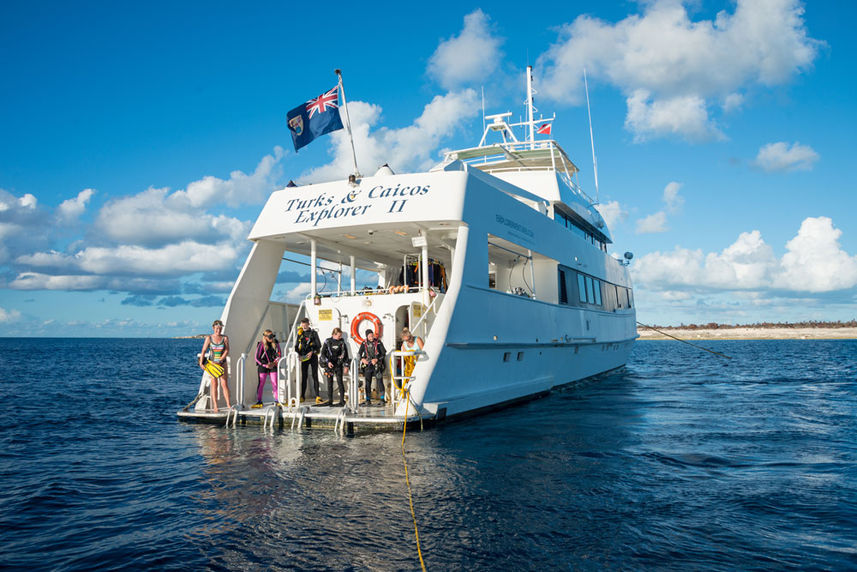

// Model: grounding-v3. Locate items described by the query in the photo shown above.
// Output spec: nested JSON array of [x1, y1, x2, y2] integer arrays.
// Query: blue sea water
[[0, 338, 856, 570]]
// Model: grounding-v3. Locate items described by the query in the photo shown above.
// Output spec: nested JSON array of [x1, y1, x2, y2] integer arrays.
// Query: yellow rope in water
[[402, 389, 427, 571]]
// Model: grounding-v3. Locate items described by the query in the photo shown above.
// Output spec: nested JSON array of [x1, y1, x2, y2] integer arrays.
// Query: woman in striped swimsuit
[[199, 319, 232, 412]]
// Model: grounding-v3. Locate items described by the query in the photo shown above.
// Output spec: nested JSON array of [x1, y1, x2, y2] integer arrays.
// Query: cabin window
[[593, 279, 602, 306], [558, 269, 568, 304], [626, 288, 633, 308], [615, 285, 623, 309], [577, 274, 587, 303], [585, 276, 595, 303], [503, 352, 511, 362]]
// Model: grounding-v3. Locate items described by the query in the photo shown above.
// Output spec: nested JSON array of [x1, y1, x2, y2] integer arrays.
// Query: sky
[[1, 0, 855, 336]]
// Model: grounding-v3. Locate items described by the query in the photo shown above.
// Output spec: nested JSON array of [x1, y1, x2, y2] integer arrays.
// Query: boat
[[177, 66, 637, 433]]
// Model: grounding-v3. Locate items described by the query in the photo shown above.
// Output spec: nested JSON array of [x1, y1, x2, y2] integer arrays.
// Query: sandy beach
[[637, 326, 857, 340]]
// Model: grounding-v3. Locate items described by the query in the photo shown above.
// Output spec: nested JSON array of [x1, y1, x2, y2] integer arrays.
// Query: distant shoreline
[[638, 326, 857, 340]]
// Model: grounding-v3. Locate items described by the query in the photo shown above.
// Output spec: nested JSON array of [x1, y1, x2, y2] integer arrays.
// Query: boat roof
[[442, 140, 579, 176]]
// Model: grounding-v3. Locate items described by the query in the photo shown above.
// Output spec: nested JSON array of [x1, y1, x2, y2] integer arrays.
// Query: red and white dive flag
[[536, 123, 552, 135]]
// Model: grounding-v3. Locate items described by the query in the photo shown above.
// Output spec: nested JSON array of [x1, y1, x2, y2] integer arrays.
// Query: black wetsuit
[[295, 328, 321, 399], [358, 338, 387, 403], [320, 336, 350, 405]]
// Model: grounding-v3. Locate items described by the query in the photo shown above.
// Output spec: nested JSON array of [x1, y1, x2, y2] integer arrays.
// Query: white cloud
[[537, 0, 821, 141], [18, 194, 37, 209], [625, 90, 723, 142], [636, 211, 668, 234], [775, 217, 857, 292], [94, 186, 248, 247], [58, 188, 95, 221], [595, 200, 627, 230], [635, 182, 683, 234], [285, 282, 311, 303], [0, 307, 22, 323], [175, 146, 285, 208], [662, 182, 684, 213], [17, 240, 239, 277], [634, 217, 857, 294], [428, 10, 502, 90], [10, 272, 107, 291], [302, 90, 479, 181], [754, 141, 819, 172]]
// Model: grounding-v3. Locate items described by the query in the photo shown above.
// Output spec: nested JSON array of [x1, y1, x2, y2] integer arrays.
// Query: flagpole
[[335, 69, 361, 178]]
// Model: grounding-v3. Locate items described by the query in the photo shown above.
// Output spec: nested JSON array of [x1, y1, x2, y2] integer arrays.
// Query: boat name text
[[284, 184, 431, 226]]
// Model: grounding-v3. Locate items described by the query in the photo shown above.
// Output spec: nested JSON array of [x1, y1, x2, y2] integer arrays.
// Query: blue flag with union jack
[[286, 85, 344, 151]]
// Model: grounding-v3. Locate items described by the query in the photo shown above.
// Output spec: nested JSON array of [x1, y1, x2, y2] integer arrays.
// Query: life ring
[[351, 312, 382, 344]]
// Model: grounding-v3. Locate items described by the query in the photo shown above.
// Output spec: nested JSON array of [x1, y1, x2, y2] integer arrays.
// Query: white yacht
[[178, 67, 637, 433]]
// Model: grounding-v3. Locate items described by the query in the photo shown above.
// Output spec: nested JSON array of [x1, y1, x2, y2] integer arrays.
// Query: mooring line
[[637, 321, 732, 360], [402, 389, 427, 571]]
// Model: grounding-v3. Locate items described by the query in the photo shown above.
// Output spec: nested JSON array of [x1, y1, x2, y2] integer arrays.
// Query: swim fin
[[203, 361, 225, 378]]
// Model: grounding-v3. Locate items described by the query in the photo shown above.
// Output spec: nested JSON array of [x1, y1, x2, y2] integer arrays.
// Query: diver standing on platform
[[358, 329, 387, 405], [295, 318, 322, 404], [320, 327, 350, 406]]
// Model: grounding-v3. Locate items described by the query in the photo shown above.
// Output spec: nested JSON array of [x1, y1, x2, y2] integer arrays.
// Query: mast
[[584, 68, 599, 203]]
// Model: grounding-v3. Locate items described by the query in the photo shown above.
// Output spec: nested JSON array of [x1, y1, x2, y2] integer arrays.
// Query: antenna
[[481, 86, 486, 135], [584, 68, 599, 203], [526, 66, 535, 147]]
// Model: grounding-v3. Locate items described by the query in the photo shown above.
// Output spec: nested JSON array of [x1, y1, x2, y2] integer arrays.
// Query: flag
[[286, 86, 344, 151], [536, 122, 552, 135]]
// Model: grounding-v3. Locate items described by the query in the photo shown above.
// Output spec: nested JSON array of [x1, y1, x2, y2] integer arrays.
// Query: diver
[[254, 329, 281, 406], [319, 327, 350, 407], [295, 318, 322, 404], [358, 329, 387, 405]]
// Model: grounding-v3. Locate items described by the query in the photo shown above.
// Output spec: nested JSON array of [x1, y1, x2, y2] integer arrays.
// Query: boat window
[[585, 276, 595, 304], [593, 279, 602, 306], [626, 288, 633, 308], [577, 274, 587, 303], [558, 269, 568, 304], [615, 285, 623, 309]]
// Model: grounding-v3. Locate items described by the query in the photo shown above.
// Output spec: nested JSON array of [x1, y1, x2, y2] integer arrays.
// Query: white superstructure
[[178, 67, 636, 431]]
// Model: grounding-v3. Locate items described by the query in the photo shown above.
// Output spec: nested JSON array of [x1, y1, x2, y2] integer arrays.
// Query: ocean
[[0, 338, 855, 570]]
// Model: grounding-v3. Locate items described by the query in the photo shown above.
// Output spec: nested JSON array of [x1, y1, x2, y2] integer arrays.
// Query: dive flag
[[286, 86, 344, 151], [536, 122, 552, 135]]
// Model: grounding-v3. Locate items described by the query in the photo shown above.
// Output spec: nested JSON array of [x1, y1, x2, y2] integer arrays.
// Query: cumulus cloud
[[94, 186, 250, 247], [58, 188, 95, 221], [17, 241, 239, 277], [634, 216, 857, 293], [625, 90, 723, 142], [636, 182, 683, 234], [0, 189, 52, 263], [636, 211, 668, 234], [537, 0, 821, 141], [595, 200, 627, 230], [0, 306, 22, 323], [302, 90, 479, 181], [775, 217, 857, 291], [174, 146, 285, 208], [754, 141, 819, 172], [428, 10, 503, 90]]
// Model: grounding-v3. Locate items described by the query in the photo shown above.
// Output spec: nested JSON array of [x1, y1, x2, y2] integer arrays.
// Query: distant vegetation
[[653, 320, 857, 330]]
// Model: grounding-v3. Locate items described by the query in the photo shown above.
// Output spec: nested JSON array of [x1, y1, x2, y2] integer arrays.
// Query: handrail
[[278, 351, 301, 407], [410, 293, 441, 341], [235, 353, 246, 408], [348, 357, 360, 413], [284, 299, 308, 358], [389, 349, 426, 406]]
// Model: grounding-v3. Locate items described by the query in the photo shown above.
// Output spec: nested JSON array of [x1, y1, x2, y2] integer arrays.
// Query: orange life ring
[[351, 312, 382, 344]]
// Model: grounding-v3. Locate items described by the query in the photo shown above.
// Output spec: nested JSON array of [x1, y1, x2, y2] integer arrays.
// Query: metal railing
[[278, 351, 301, 407], [389, 349, 426, 405], [235, 354, 245, 409]]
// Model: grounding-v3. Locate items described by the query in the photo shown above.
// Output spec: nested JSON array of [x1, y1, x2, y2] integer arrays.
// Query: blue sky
[[1, 0, 855, 336]]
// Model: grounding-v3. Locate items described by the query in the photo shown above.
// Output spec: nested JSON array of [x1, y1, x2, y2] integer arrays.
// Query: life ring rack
[[351, 312, 382, 344]]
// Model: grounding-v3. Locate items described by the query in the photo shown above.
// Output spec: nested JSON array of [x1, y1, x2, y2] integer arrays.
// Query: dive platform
[[177, 401, 433, 436]]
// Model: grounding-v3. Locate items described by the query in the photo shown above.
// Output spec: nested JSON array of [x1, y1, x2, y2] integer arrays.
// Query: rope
[[637, 321, 732, 359], [401, 389, 427, 571]]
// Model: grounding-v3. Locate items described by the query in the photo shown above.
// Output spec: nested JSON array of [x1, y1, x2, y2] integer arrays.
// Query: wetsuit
[[320, 337, 350, 405], [295, 328, 321, 400], [255, 340, 281, 403], [358, 338, 387, 404]]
